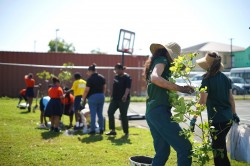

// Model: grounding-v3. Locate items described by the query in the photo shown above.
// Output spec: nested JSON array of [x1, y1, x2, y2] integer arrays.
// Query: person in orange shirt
[[24, 73, 40, 112], [44, 77, 64, 132], [61, 87, 75, 128], [17, 88, 28, 107]]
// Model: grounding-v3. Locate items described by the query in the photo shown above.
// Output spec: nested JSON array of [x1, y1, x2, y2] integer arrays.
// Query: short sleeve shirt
[[61, 94, 74, 104], [20, 89, 26, 96], [48, 86, 63, 99], [86, 73, 106, 98], [24, 77, 35, 88], [200, 72, 233, 123], [71, 79, 86, 97], [146, 56, 171, 112], [112, 73, 132, 100]]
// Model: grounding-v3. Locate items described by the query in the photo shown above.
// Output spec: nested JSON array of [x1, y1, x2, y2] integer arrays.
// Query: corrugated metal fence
[[0, 51, 148, 97]]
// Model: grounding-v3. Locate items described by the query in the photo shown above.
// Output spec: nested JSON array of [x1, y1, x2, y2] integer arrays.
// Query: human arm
[[122, 88, 130, 102], [150, 63, 194, 93], [229, 89, 240, 123], [103, 84, 107, 94], [229, 90, 236, 114], [82, 87, 90, 102]]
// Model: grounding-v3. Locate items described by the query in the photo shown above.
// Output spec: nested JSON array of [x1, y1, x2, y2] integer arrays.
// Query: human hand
[[122, 95, 127, 102], [190, 117, 197, 132], [233, 113, 240, 123], [181, 86, 194, 94]]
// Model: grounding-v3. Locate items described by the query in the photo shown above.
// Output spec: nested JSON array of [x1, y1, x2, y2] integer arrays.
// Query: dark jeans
[[107, 99, 130, 134], [211, 120, 232, 166], [146, 105, 192, 166]]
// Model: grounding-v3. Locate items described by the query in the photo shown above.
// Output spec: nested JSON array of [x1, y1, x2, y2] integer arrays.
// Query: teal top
[[146, 56, 172, 112], [200, 72, 233, 123]]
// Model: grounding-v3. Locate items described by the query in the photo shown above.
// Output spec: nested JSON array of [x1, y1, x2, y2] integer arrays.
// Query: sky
[[0, 0, 250, 55]]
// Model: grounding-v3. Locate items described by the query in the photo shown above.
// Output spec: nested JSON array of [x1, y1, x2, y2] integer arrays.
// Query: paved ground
[[103, 99, 250, 141]]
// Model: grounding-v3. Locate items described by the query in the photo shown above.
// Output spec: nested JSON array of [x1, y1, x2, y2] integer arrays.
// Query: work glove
[[233, 113, 240, 124], [190, 118, 197, 132]]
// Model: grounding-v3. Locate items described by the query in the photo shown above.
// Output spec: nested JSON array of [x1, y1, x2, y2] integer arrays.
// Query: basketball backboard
[[117, 29, 135, 54]]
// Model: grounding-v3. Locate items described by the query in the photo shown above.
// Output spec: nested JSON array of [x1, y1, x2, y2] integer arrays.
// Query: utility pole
[[34, 40, 36, 52], [55, 29, 59, 52], [230, 38, 233, 68]]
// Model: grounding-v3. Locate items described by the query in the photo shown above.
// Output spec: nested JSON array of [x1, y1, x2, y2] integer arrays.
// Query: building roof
[[182, 42, 245, 53]]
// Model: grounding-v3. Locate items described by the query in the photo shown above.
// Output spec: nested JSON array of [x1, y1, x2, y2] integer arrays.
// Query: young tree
[[36, 62, 74, 95], [48, 39, 75, 53]]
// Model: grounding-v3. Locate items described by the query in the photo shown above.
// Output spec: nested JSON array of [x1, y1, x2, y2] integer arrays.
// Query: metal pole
[[230, 38, 233, 68], [55, 29, 59, 52], [34, 40, 36, 52], [122, 52, 125, 66]]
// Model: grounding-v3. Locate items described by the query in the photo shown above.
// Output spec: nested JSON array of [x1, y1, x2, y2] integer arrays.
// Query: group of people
[[18, 41, 241, 165], [144, 42, 240, 166], [20, 63, 132, 136]]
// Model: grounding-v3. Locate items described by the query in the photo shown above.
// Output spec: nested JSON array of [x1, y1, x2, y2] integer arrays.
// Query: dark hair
[[203, 52, 222, 79], [143, 48, 170, 81], [74, 72, 82, 80], [52, 76, 60, 84], [63, 86, 69, 91], [88, 63, 96, 71], [114, 63, 126, 70], [28, 73, 33, 78]]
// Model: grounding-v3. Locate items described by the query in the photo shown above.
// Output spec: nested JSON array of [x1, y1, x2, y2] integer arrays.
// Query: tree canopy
[[48, 39, 75, 53]]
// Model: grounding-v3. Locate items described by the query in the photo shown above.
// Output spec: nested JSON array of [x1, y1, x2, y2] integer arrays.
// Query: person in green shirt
[[195, 52, 240, 166], [143, 42, 194, 166]]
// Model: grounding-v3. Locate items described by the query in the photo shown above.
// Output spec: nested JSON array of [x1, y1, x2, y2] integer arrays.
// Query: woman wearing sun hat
[[143, 42, 194, 166], [195, 51, 240, 166]]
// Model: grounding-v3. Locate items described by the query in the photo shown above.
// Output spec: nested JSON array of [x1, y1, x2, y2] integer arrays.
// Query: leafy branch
[[169, 53, 214, 165]]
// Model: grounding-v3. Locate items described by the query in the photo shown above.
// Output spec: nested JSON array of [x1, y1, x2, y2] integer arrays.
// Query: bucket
[[129, 156, 153, 166]]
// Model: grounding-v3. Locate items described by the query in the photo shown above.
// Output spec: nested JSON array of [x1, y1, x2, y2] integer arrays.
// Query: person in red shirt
[[24, 73, 40, 112], [17, 88, 28, 107], [44, 77, 64, 132], [61, 87, 75, 128]]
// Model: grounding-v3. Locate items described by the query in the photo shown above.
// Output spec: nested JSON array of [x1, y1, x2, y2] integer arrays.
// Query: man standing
[[106, 63, 132, 136]]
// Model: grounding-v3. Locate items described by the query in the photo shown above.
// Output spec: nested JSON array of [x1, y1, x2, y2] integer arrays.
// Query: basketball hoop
[[117, 29, 135, 65]]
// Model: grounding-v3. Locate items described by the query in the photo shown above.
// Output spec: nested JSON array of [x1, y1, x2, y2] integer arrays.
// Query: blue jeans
[[88, 93, 105, 132], [146, 105, 192, 166]]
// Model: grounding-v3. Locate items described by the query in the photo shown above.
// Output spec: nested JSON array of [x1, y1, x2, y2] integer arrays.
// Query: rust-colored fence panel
[[0, 51, 148, 97]]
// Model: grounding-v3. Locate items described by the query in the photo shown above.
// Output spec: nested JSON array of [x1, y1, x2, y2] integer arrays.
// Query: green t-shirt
[[146, 56, 172, 112], [200, 72, 233, 123]]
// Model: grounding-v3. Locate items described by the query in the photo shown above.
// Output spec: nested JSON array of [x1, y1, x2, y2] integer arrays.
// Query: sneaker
[[73, 126, 81, 130], [54, 128, 60, 132], [124, 133, 129, 137], [39, 124, 46, 129], [83, 128, 88, 134], [50, 127, 54, 131], [105, 131, 117, 136]]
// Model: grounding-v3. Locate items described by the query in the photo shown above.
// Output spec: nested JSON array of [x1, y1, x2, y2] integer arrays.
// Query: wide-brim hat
[[150, 42, 181, 61], [196, 52, 224, 71]]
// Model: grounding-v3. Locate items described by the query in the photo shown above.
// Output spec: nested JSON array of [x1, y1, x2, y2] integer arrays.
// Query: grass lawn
[[0, 97, 249, 166]]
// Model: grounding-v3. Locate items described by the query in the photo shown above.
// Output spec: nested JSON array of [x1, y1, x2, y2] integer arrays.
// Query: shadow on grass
[[20, 110, 30, 114], [106, 135, 131, 145], [41, 131, 60, 139], [80, 134, 104, 144]]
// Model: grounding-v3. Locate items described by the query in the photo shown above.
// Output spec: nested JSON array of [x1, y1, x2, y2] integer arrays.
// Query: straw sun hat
[[150, 42, 181, 61], [196, 52, 224, 71]]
